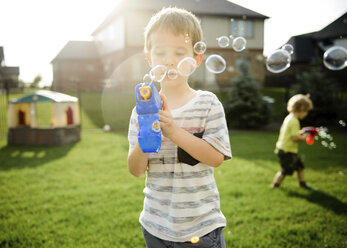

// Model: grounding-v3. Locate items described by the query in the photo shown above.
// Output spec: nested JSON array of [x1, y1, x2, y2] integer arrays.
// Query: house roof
[[314, 12, 347, 40], [0, 66, 20, 76], [285, 12, 347, 62], [51, 41, 99, 62], [10, 90, 78, 103], [92, 0, 269, 35]]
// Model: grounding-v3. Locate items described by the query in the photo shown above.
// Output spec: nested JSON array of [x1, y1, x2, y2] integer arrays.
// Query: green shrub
[[224, 55, 271, 129]]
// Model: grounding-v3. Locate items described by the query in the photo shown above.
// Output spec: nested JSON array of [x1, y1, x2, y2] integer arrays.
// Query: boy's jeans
[[141, 226, 226, 248]]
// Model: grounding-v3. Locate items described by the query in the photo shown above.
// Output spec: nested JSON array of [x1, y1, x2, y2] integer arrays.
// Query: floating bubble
[[217, 36, 230, 48], [339, 120, 346, 127], [323, 46, 347, 71], [318, 127, 329, 139], [205, 54, 226, 74], [232, 37, 247, 52], [317, 127, 337, 149], [177, 57, 197, 77], [143, 74, 152, 83], [281, 44, 294, 55], [193, 41, 207, 54], [329, 142, 336, 149], [266, 49, 291, 73], [321, 140, 328, 147], [167, 69, 178, 80], [149, 65, 167, 82]]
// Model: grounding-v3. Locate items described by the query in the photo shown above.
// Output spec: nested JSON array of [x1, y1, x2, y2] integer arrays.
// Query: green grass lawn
[[0, 130, 346, 248]]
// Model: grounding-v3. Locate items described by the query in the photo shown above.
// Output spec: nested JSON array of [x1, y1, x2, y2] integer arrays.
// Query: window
[[231, 19, 253, 38]]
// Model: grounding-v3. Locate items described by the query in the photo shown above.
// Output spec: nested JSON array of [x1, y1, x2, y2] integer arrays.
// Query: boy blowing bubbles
[[128, 7, 231, 248], [271, 94, 314, 189]]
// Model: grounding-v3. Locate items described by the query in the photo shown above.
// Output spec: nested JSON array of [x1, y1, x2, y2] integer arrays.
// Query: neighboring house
[[266, 12, 347, 88], [51, 41, 103, 92], [52, 0, 268, 92], [0, 47, 20, 91]]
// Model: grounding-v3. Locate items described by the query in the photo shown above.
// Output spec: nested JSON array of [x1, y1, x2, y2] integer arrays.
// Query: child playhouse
[[7, 90, 81, 145]]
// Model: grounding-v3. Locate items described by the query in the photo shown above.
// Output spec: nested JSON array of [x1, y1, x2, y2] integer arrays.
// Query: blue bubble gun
[[135, 83, 162, 153]]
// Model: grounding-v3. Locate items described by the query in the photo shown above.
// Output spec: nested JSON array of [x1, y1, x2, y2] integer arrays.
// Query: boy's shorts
[[277, 149, 304, 175], [141, 226, 226, 248]]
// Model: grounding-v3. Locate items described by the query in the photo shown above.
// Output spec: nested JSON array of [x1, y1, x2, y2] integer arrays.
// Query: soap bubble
[[281, 44, 294, 55], [321, 140, 328, 147], [217, 36, 230, 48], [149, 65, 167, 82], [323, 46, 347, 71], [266, 49, 291, 73], [143, 74, 152, 83], [205, 54, 226, 74], [193, 41, 207, 54], [167, 69, 178, 80], [177, 57, 197, 77], [232, 37, 247, 52], [329, 142, 336, 149]]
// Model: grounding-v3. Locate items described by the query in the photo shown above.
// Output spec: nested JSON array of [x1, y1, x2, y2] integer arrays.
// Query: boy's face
[[146, 30, 203, 74], [296, 110, 308, 120]]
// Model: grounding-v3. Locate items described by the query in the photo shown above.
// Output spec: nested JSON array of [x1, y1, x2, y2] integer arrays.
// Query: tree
[[224, 55, 271, 129], [31, 74, 42, 88]]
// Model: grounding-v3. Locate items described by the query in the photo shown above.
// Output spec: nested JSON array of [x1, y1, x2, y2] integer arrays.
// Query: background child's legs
[[272, 171, 285, 187], [297, 169, 305, 182]]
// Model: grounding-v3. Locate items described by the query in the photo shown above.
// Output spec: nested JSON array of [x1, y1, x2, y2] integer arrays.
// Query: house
[[265, 12, 347, 88], [51, 41, 103, 92], [0, 47, 20, 92], [51, 0, 268, 92]]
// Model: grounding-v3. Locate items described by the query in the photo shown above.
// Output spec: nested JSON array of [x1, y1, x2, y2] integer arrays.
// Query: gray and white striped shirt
[[128, 90, 232, 242]]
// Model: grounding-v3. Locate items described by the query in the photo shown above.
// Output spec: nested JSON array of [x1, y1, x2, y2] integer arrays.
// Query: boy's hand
[[159, 93, 178, 138]]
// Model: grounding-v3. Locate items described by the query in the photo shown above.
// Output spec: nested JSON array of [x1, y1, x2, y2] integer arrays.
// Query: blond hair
[[144, 7, 203, 55], [287, 94, 313, 113]]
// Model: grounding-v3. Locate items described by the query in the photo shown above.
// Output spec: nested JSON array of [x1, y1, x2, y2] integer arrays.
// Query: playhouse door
[[66, 107, 74, 125], [18, 110, 26, 125]]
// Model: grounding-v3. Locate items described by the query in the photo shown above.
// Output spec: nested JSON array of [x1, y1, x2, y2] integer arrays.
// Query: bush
[[224, 55, 271, 129]]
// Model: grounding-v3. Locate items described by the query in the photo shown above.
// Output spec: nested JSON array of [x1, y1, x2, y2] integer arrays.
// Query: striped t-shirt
[[128, 90, 232, 242]]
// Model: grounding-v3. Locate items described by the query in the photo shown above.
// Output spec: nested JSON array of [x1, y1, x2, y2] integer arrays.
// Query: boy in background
[[271, 94, 313, 189], [127, 7, 231, 248]]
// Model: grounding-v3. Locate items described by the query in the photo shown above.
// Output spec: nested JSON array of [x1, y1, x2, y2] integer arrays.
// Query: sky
[[0, 0, 346, 87]]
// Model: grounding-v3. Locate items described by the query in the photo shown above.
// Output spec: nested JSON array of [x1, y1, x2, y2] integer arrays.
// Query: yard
[[0, 130, 346, 248]]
